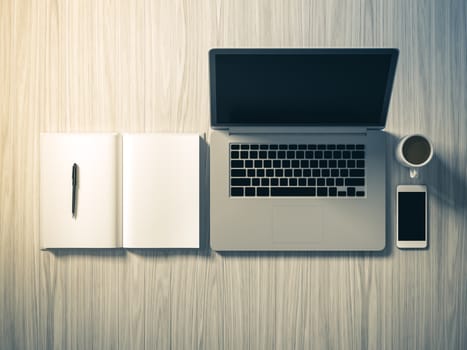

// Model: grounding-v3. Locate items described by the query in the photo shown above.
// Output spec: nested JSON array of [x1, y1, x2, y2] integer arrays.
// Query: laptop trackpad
[[272, 205, 324, 243]]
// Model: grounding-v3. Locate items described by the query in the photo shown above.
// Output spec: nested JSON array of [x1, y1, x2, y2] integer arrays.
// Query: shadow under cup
[[402, 135, 432, 165]]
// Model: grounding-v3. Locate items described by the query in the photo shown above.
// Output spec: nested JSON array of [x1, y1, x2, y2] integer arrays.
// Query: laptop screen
[[209, 49, 398, 127]]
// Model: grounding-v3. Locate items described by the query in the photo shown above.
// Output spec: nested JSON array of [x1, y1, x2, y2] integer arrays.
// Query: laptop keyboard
[[230, 143, 366, 197]]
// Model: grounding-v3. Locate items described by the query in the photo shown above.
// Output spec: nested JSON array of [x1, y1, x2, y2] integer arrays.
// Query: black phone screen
[[398, 192, 426, 241]]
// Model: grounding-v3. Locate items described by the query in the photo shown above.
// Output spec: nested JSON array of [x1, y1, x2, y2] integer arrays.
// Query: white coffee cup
[[396, 134, 433, 178]]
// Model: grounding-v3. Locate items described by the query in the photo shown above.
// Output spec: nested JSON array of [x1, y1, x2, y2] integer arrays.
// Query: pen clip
[[72, 163, 77, 185]]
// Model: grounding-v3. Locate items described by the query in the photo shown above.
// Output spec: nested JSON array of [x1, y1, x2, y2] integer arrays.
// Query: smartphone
[[396, 185, 428, 249]]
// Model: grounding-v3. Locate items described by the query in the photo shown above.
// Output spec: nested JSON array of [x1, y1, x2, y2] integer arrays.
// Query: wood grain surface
[[1, 0, 466, 349]]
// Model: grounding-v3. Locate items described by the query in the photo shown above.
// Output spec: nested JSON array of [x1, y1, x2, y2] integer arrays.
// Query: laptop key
[[231, 160, 243, 168], [241, 144, 249, 150], [257, 169, 265, 177], [291, 160, 300, 168], [296, 151, 304, 159], [301, 160, 309, 168], [333, 151, 342, 158], [329, 160, 337, 168], [317, 144, 326, 150], [275, 169, 283, 177], [282, 160, 290, 167], [250, 151, 258, 159], [259, 151, 267, 159], [266, 169, 274, 177], [312, 169, 320, 177], [280, 178, 288, 186], [298, 144, 307, 150], [307, 145, 317, 150], [231, 169, 246, 177], [317, 187, 327, 196], [287, 151, 295, 159], [346, 144, 355, 150], [307, 178, 316, 186], [338, 191, 346, 197], [347, 160, 355, 168], [331, 169, 339, 177], [289, 178, 298, 186], [336, 144, 345, 150], [357, 160, 365, 168], [250, 144, 259, 150], [356, 191, 365, 197], [231, 187, 243, 196], [277, 151, 286, 159], [299, 178, 307, 186], [268, 151, 277, 159], [247, 169, 255, 177], [231, 144, 240, 150], [285, 169, 292, 177], [231, 178, 250, 186], [336, 178, 344, 186], [259, 144, 268, 150], [273, 160, 281, 168], [241, 151, 249, 159], [254, 160, 262, 168], [324, 151, 332, 159], [326, 178, 334, 186], [257, 187, 269, 196], [303, 169, 311, 177], [271, 178, 279, 186], [289, 145, 298, 150], [245, 187, 255, 196], [278, 144, 287, 150], [338, 160, 346, 168], [356, 144, 365, 150], [329, 187, 337, 196], [317, 178, 325, 186], [310, 160, 318, 168], [321, 169, 330, 177], [315, 151, 323, 159], [349, 169, 364, 177], [343, 151, 351, 159], [345, 178, 365, 186], [252, 178, 260, 186], [352, 151, 365, 159], [264, 160, 272, 168], [231, 151, 239, 159], [245, 160, 253, 168], [347, 187, 356, 196], [327, 145, 336, 150], [306, 151, 314, 158], [319, 160, 327, 168], [270, 144, 278, 150], [261, 178, 269, 186], [271, 187, 316, 196]]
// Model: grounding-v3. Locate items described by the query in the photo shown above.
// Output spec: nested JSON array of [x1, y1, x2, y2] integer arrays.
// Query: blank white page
[[123, 134, 199, 248], [40, 133, 121, 248]]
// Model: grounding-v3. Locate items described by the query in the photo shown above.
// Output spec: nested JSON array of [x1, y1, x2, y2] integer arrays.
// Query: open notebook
[[40, 133, 200, 249]]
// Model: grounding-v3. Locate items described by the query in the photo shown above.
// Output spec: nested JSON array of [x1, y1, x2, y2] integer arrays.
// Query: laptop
[[209, 48, 399, 251]]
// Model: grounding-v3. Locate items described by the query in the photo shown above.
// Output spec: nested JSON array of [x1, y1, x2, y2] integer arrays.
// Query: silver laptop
[[209, 48, 399, 251]]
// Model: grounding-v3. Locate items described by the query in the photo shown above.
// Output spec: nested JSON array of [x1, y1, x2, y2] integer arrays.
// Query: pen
[[72, 163, 78, 217]]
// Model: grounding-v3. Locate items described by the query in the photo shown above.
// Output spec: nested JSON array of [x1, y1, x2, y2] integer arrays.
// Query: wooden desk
[[1, 0, 466, 348]]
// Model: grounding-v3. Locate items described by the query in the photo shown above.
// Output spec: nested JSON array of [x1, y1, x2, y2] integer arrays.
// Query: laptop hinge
[[226, 126, 369, 135]]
